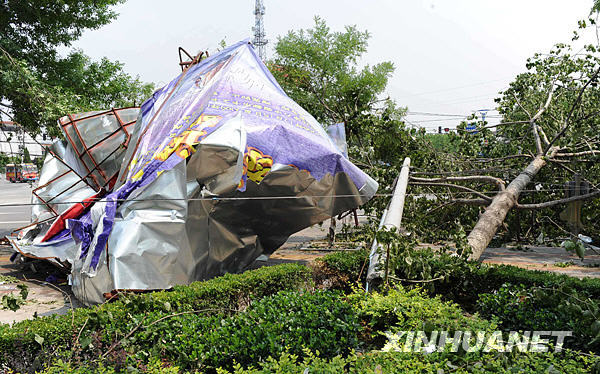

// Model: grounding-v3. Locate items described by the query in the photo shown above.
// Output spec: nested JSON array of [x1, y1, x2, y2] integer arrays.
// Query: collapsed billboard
[[8, 40, 378, 305]]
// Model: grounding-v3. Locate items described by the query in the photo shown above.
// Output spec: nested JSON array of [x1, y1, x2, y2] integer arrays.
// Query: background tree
[[270, 18, 448, 214], [0, 0, 154, 137], [270, 17, 394, 138], [22, 148, 30, 163]]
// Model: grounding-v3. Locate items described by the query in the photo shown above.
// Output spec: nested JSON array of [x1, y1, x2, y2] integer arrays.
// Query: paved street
[[0, 175, 34, 238]]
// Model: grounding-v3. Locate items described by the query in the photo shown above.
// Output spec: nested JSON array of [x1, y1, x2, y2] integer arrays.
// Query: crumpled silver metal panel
[[9, 107, 377, 305], [108, 161, 194, 291], [59, 108, 139, 189], [8, 44, 378, 306], [32, 141, 97, 222], [11, 140, 96, 263]]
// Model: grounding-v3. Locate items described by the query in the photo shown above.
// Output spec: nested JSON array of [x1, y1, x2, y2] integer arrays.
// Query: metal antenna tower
[[252, 0, 268, 60]]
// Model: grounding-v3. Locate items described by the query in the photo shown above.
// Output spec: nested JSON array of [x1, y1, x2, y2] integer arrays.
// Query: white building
[[0, 121, 53, 161]]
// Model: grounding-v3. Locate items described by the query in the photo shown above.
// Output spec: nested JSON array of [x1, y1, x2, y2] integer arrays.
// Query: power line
[[0, 186, 585, 210], [397, 77, 513, 97], [406, 110, 500, 118]]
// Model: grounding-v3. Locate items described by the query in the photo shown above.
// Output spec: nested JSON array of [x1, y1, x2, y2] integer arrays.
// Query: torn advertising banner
[[8, 40, 378, 305]]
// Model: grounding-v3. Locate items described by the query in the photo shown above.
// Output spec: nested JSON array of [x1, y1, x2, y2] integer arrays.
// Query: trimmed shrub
[[0, 263, 312, 372], [216, 350, 600, 374], [38, 359, 180, 374], [477, 282, 600, 352], [315, 250, 369, 283], [133, 290, 360, 371], [319, 249, 600, 354], [348, 287, 495, 349], [318, 249, 600, 305]]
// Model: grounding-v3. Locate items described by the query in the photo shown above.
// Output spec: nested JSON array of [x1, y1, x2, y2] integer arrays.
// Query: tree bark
[[467, 155, 547, 260]]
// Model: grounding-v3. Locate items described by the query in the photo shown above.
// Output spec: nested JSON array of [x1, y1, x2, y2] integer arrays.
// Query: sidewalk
[[0, 245, 81, 325]]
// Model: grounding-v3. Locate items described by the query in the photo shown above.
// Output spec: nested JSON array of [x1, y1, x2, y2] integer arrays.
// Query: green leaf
[[17, 284, 28, 300], [576, 242, 586, 259], [79, 334, 92, 349], [34, 334, 44, 346], [563, 240, 577, 252]]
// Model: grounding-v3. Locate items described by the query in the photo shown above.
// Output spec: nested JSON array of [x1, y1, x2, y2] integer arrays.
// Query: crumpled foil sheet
[[9, 40, 378, 305]]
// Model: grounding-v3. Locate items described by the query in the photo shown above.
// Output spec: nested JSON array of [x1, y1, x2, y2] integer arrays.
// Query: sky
[[68, 0, 595, 132]]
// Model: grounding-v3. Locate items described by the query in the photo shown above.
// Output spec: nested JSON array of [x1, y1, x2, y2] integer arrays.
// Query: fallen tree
[[408, 19, 600, 259]]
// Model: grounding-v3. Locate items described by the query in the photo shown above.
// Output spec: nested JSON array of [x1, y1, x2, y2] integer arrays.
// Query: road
[[0, 175, 34, 238]]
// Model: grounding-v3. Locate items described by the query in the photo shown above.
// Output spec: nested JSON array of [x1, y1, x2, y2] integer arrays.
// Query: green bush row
[[130, 290, 359, 371], [38, 344, 600, 373], [317, 249, 600, 303], [216, 350, 599, 374], [0, 263, 312, 372], [30, 274, 600, 373], [318, 249, 600, 354], [477, 282, 600, 352]]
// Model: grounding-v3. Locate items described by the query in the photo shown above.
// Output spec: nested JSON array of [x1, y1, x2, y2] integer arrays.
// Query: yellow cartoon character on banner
[[130, 115, 222, 182], [237, 147, 273, 189], [153, 114, 222, 162]]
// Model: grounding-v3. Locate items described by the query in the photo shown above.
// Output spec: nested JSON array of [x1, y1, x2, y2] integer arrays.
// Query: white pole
[[366, 157, 411, 289]]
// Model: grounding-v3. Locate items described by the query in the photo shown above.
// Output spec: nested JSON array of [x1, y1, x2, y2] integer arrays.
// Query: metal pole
[[366, 157, 411, 290], [21, 126, 25, 164]]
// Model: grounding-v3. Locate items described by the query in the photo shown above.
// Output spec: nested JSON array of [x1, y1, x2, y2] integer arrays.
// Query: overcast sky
[[69, 0, 594, 131]]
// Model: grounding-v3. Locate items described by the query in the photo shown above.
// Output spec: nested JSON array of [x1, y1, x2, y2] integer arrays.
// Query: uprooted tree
[[411, 19, 600, 259]]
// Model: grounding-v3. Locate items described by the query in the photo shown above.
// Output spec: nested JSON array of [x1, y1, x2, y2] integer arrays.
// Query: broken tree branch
[[530, 84, 556, 154], [448, 198, 490, 206], [467, 154, 548, 260], [102, 307, 237, 360], [469, 154, 534, 163], [554, 150, 600, 157], [545, 66, 600, 154], [409, 181, 493, 201], [409, 175, 505, 190], [515, 189, 600, 209]]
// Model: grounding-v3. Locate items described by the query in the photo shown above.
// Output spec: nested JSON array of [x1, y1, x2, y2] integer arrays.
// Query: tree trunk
[[467, 155, 547, 260]]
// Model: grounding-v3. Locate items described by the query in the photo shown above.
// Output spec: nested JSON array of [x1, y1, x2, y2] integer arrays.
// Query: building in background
[[0, 121, 52, 162]]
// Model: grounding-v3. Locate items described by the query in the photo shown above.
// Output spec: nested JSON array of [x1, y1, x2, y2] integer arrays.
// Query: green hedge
[[350, 287, 495, 345], [477, 282, 600, 352], [0, 263, 312, 372], [477, 264, 600, 298], [215, 349, 600, 374], [317, 249, 600, 303], [314, 250, 369, 285], [25, 261, 600, 374], [318, 249, 600, 352], [38, 350, 600, 374], [132, 290, 359, 371]]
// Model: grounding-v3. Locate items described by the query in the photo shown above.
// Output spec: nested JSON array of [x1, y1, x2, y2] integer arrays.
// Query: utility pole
[[366, 157, 411, 290], [21, 126, 25, 164], [252, 0, 268, 60]]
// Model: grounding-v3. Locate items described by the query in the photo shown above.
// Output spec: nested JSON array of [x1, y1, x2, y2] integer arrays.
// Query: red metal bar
[[45, 147, 97, 191], [32, 169, 72, 215], [69, 113, 109, 184]]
